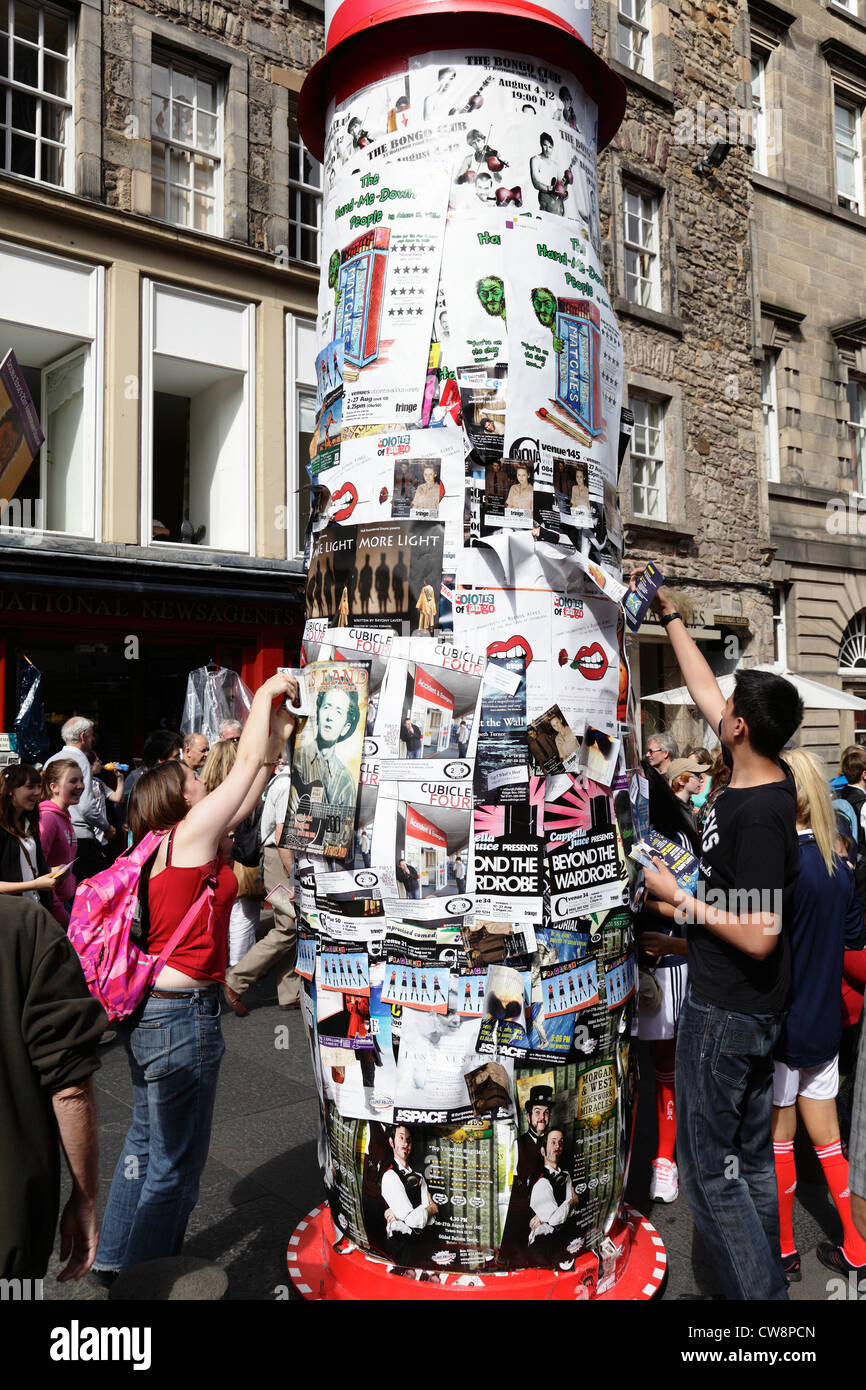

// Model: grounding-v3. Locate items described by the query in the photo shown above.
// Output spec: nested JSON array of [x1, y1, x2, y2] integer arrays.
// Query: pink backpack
[[67, 829, 217, 1023]]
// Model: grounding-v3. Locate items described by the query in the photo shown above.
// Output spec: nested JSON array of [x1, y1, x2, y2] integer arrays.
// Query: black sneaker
[[816, 1241, 866, 1279], [781, 1251, 801, 1284]]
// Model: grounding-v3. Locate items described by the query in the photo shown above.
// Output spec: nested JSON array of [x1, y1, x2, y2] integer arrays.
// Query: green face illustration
[[531, 287, 556, 329], [477, 275, 506, 321], [328, 250, 340, 290]]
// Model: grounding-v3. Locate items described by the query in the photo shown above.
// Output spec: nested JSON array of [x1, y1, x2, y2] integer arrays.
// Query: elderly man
[[218, 719, 244, 742], [44, 717, 110, 882], [181, 733, 209, 775], [0, 895, 105, 1279], [645, 731, 678, 778]]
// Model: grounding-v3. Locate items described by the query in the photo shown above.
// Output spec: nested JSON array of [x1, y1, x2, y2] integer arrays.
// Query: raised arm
[[172, 674, 298, 866], [633, 569, 727, 732]]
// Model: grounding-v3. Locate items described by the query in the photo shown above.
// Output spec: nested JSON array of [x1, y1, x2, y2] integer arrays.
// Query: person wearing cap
[[499, 1084, 553, 1264], [667, 757, 710, 800]]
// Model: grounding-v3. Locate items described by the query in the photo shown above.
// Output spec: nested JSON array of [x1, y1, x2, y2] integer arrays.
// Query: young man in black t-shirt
[[638, 577, 803, 1301]]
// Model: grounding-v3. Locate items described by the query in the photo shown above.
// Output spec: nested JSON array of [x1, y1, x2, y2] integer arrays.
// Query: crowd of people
[[3, 581, 866, 1301]]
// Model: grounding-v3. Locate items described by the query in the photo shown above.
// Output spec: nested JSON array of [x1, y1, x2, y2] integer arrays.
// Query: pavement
[[43, 951, 856, 1304]]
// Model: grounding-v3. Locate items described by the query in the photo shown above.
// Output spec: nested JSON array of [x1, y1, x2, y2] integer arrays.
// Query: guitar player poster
[[281, 662, 369, 861]]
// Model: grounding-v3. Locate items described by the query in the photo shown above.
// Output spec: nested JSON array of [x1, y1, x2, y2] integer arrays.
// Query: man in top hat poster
[[499, 1083, 553, 1264]]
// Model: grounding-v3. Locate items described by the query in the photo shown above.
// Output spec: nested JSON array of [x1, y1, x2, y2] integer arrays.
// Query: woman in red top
[[93, 672, 297, 1279], [39, 758, 83, 925]]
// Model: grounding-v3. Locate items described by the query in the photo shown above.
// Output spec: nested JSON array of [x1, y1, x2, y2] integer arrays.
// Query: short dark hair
[[841, 745, 866, 784], [731, 670, 803, 759], [142, 729, 184, 766]]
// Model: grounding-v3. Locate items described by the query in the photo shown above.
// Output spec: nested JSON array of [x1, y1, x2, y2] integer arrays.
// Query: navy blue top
[[777, 833, 866, 1068]]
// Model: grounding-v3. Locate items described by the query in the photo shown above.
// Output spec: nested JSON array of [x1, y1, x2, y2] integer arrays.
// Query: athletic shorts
[[772, 1055, 839, 1108]]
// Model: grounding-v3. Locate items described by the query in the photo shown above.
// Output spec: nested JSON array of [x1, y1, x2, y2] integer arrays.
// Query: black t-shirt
[[688, 766, 798, 1014]]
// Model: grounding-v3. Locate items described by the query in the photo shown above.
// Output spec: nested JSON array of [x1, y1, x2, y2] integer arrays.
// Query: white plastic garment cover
[[181, 666, 253, 746]]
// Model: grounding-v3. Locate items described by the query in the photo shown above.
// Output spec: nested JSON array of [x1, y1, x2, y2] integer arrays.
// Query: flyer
[[503, 219, 623, 500], [473, 655, 528, 804], [316, 967, 399, 1123], [440, 215, 507, 369], [306, 521, 445, 634], [318, 161, 450, 428], [279, 662, 368, 862], [630, 831, 700, 895], [378, 637, 484, 782], [546, 796, 630, 922], [394, 999, 513, 1122], [318, 427, 463, 529], [372, 781, 473, 912]]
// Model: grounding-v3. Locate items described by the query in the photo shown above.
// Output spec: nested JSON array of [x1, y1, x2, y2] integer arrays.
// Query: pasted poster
[[280, 662, 368, 861], [318, 427, 464, 530], [377, 636, 484, 783], [503, 218, 622, 501], [306, 521, 445, 634], [372, 781, 473, 913], [318, 162, 449, 426]]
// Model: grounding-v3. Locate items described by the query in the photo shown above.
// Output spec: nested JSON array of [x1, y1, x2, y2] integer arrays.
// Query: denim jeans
[[95, 989, 225, 1272], [675, 986, 788, 1301]]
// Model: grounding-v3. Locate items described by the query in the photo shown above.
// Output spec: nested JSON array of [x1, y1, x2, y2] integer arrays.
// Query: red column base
[[287, 1204, 666, 1301]]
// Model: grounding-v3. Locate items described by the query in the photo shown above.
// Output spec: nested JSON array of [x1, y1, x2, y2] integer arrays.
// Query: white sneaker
[[649, 1157, 678, 1203]]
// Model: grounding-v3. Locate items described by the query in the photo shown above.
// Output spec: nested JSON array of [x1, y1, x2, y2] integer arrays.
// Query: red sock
[[815, 1140, 866, 1267], [652, 1040, 677, 1163], [773, 1140, 797, 1257]]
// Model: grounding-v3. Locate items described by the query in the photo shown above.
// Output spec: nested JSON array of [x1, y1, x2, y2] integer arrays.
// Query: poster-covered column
[[292, 2, 651, 1293]]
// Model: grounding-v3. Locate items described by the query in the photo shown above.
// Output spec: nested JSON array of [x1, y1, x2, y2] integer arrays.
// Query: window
[[142, 283, 255, 553], [623, 185, 660, 309], [772, 586, 787, 667], [629, 395, 666, 520], [287, 316, 317, 557], [840, 609, 866, 672], [0, 240, 102, 537], [151, 54, 221, 234], [761, 353, 780, 483], [848, 378, 866, 491], [0, 0, 72, 188], [618, 0, 652, 79], [289, 121, 322, 265], [835, 97, 862, 212], [750, 50, 768, 176]]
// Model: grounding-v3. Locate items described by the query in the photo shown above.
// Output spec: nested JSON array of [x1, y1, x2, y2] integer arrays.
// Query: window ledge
[[607, 59, 676, 109], [751, 169, 866, 230], [827, 1, 866, 35], [623, 516, 692, 542], [614, 297, 684, 336]]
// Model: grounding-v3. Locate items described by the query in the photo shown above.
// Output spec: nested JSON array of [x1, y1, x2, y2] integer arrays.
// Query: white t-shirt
[[260, 772, 292, 848], [19, 835, 40, 902]]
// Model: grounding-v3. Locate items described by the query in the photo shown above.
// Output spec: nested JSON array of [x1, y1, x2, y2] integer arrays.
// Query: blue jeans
[[675, 986, 788, 1301], [95, 990, 225, 1272]]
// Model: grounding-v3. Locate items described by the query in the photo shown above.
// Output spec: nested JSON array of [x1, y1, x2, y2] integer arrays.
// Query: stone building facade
[[0, 0, 324, 750], [746, 0, 866, 759], [593, 0, 777, 755]]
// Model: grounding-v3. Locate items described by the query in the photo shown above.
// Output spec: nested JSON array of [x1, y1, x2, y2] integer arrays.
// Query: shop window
[[143, 282, 254, 553], [286, 315, 317, 558], [0, 0, 73, 189], [0, 240, 101, 538], [151, 51, 222, 235]]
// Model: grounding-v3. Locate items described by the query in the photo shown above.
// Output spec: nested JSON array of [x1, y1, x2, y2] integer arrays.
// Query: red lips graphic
[[331, 482, 357, 522], [487, 636, 534, 666], [571, 642, 608, 681]]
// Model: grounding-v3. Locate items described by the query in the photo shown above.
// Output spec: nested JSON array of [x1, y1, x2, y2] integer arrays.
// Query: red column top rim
[[299, 6, 627, 161]]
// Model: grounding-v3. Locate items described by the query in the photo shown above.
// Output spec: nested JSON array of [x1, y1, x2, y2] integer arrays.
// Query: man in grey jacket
[[44, 717, 109, 882]]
